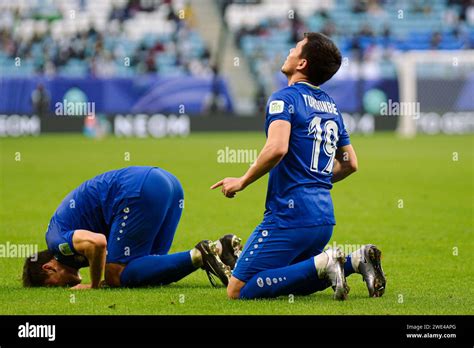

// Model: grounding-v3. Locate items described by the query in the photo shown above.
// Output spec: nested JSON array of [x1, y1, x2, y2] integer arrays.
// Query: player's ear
[[297, 58, 308, 72], [42, 262, 56, 273]]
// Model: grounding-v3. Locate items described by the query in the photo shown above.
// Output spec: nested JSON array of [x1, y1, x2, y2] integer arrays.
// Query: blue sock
[[120, 251, 196, 287], [344, 255, 356, 277], [240, 258, 327, 299]]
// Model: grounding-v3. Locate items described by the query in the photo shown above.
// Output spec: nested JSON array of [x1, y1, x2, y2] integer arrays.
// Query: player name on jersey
[[302, 94, 338, 115]]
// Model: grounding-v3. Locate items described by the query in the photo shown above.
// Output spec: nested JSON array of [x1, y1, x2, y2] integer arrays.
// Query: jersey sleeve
[[265, 88, 296, 127], [48, 229, 77, 257], [337, 112, 351, 147], [46, 222, 88, 269]]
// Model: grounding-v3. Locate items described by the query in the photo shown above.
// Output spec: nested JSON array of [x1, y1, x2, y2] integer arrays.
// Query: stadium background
[[0, 0, 472, 315]]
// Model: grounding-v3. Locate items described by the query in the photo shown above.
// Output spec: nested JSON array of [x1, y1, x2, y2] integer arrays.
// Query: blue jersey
[[261, 81, 350, 229], [46, 166, 154, 268]]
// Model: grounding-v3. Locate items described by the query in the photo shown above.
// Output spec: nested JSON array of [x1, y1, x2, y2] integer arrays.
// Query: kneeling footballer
[[23, 166, 240, 289]]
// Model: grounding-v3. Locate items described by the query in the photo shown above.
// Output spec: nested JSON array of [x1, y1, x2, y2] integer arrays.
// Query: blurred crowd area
[[0, 0, 473, 93], [222, 0, 474, 92], [0, 0, 213, 77]]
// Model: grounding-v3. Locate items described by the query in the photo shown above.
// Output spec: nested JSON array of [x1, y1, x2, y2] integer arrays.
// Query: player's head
[[281, 32, 342, 86], [22, 250, 81, 287]]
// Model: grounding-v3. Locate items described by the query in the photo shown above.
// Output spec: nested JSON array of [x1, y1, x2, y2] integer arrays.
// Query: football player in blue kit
[[211, 33, 386, 300], [23, 166, 241, 289]]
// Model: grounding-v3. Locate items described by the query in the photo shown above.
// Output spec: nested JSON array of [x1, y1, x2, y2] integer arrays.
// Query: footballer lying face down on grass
[[211, 33, 386, 301], [22, 166, 241, 289]]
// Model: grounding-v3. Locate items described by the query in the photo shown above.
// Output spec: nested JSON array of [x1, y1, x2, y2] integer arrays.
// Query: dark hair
[[22, 250, 54, 287], [300, 32, 342, 86]]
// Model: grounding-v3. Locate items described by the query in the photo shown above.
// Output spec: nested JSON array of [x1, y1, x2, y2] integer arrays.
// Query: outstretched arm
[[211, 120, 291, 198], [71, 230, 107, 289], [332, 144, 358, 183]]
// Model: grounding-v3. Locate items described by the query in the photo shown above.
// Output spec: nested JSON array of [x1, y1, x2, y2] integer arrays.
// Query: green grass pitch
[[0, 132, 472, 315]]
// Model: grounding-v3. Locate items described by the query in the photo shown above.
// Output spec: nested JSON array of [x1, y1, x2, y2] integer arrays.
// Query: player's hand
[[70, 283, 92, 290], [210, 177, 245, 198]]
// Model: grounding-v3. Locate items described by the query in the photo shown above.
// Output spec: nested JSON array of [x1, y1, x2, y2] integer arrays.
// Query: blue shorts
[[106, 168, 184, 264], [232, 223, 333, 283]]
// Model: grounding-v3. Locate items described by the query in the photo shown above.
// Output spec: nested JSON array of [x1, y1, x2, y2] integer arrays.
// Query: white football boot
[[314, 247, 349, 301], [350, 244, 386, 297]]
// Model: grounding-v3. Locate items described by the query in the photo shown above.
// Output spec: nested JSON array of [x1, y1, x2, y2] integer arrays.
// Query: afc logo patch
[[269, 100, 284, 114]]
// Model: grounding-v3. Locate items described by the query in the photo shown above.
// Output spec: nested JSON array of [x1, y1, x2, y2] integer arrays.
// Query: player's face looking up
[[282, 32, 342, 86], [42, 259, 82, 287], [281, 38, 308, 77]]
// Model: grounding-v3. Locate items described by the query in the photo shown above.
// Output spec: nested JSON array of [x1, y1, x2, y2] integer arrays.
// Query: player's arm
[[331, 144, 358, 183], [211, 120, 291, 198], [71, 229, 107, 289], [241, 120, 291, 187]]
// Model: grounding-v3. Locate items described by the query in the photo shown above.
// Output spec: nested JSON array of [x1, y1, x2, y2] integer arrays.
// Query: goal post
[[393, 50, 474, 137]]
